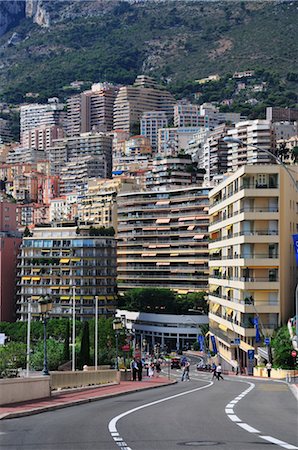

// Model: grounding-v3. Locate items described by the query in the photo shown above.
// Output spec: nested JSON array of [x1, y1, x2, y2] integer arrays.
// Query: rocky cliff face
[[25, 0, 50, 28], [0, 1, 26, 37]]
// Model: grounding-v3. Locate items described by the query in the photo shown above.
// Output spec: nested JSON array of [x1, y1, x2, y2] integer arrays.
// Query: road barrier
[[50, 369, 120, 390]]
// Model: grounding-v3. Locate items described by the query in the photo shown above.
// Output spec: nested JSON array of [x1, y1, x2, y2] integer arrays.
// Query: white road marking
[[227, 414, 241, 422], [259, 436, 298, 449], [225, 408, 234, 414], [237, 423, 260, 433], [225, 380, 298, 449], [108, 380, 213, 446]]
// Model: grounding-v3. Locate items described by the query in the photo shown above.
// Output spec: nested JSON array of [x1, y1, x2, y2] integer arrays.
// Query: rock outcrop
[[25, 0, 50, 28]]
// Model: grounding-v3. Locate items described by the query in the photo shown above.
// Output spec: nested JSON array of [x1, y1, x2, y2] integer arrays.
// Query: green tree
[[30, 340, 64, 371], [118, 288, 176, 313], [271, 326, 296, 369], [0, 342, 26, 376], [79, 322, 90, 368]]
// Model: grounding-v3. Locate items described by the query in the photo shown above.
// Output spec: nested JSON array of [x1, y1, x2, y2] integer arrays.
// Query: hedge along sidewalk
[[0, 376, 176, 420]]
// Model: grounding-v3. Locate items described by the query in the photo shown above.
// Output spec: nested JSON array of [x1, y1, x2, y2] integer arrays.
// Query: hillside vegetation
[[0, 1, 297, 105]]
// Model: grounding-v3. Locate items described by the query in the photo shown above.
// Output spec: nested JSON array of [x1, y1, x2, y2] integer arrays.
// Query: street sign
[[247, 349, 255, 360], [234, 338, 240, 345], [291, 350, 297, 358], [264, 337, 271, 345], [122, 344, 130, 352]]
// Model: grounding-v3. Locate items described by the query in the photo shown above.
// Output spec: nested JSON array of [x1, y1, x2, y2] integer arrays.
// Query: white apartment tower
[[140, 111, 168, 152], [226, 120, 275, 172]]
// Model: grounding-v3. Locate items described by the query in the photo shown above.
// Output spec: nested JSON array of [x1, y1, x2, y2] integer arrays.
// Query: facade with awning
[[17, 225, 117, 321], [117, 185, 211, 294]]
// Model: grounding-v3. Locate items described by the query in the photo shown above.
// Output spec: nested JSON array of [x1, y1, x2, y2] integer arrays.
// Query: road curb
[[0, 380, 177, 421]]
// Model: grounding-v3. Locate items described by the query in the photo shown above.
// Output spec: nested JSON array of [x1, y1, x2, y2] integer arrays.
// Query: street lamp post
[[26, 297, 32, 377], [38, 295, 53, 376], [113, 319, 123, 371]]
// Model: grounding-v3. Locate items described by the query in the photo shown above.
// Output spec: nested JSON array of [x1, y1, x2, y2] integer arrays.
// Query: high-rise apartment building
[[22, 125, 65, 150], [174, 102, 207, 128], [145, 155, 203, 190], [78, 177, 137, 230], [60, 156, 108, 194], [0, 118, 12, 143], [20, 99, 65, 144], [66, 83, 119, 136], [201, 124, 232, 183], [140, 111, 168, 152], [266, 106, 298, 123], [200, 103, 241, 129], [158, 127, 202, 155], [0, 202, 22, 322], [113, 75, 175, 133], [226, 120, 275, 172], [48, 132, 113, 176], [117, 186, 211, 294], [208, 165, 298, 370], [17, 226, 117, 321]]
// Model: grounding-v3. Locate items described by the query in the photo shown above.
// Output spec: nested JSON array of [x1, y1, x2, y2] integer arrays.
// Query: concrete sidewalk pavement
[[0, 376, 176, 421]]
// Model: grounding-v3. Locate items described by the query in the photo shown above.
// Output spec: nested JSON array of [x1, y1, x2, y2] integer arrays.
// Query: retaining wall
[[0, 377, 50, 406]]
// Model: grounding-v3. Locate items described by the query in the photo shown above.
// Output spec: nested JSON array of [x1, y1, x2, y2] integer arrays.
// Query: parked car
[[171, 357, 181, 369]]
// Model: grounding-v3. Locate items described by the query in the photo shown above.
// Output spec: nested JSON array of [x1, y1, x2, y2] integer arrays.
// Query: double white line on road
[[108, 381, 213, 450], [225, 380, 298, 450]]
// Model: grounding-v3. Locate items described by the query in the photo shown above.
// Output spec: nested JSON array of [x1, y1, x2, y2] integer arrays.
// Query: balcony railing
[[210, 253, 279, 260], [211, 184, 279, 208], [209, 292, 278, 306], [209, 275, 279, 282], [210, 207, 279, 226], [210, 311, 277, 329], [210, 229, 279, 243]]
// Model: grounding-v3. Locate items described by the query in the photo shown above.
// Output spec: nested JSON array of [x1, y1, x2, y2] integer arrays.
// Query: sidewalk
[[0, 376, 176, 421]]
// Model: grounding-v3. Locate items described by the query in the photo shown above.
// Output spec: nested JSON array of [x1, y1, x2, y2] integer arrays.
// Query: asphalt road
[[1, 360, 297, 450]]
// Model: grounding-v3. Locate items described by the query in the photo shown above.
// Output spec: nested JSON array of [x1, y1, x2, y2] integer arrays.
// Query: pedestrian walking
[[137, 359, 143, 381], [181, 361, 190, 381], [155, 360, 161, 377], [131, 358, 138, 381], [148, 362, 154, 378], [211, 363, 217, 380], [266, 361, 272, 378], [216, 363, 224, 380]]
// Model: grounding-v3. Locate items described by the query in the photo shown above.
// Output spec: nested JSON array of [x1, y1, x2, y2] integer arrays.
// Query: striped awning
[[211, 303, 220, 313]]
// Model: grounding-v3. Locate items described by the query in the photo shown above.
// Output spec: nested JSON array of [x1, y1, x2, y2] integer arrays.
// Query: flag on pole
[[210, 335, 218, 354], [198, 334, 204, 352], [253, 317, 261, 343]]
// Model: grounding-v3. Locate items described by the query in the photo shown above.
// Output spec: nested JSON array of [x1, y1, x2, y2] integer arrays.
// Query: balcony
[[210, 253, 279, 261], [209, 229, 278, 243], [209, 275, 278, 283], [210, 207, 279, 227], [210, 183, 279, 208]]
